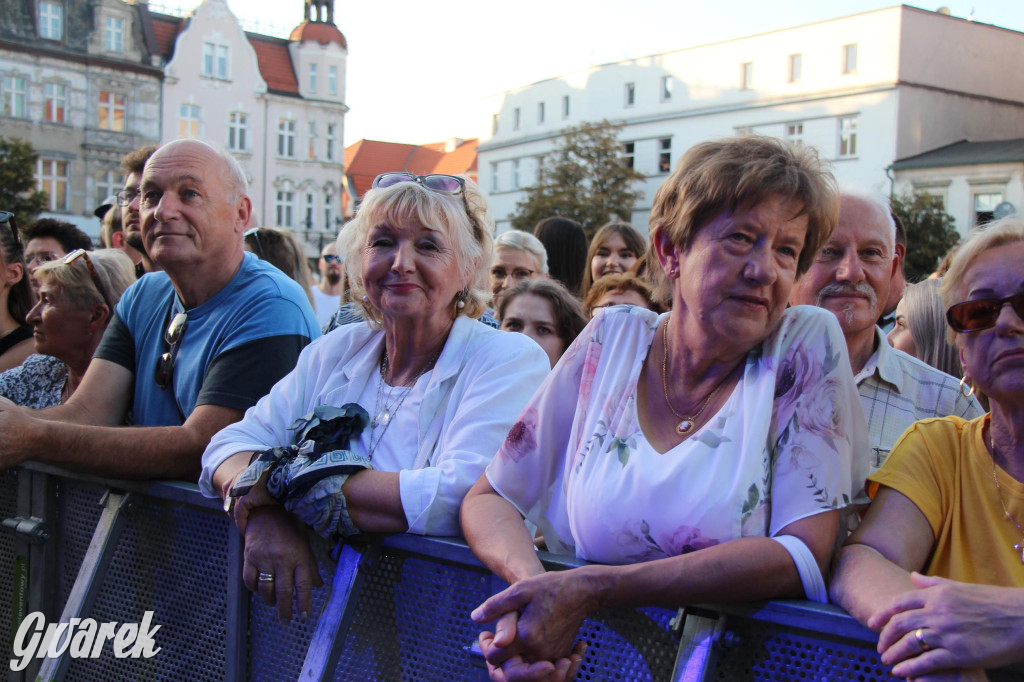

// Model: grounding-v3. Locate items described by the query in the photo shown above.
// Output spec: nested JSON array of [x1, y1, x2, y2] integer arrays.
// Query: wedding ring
[[914, 628, 931, 651], [258, 572, 275, 583]]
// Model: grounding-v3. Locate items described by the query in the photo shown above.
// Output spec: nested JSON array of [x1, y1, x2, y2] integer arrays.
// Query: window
[[974, 192, 1002, 227], [838, 117, 857, 157], [39, 1, 62, 40], [98, 91, 126, 131], [325, 123, 337, 161], [512, 159, 520, 189], [660, 76, 672, 102], [304, 192, 315, 229], [275, 191, 294, 227], [561, 95, 570, 119], [178, 103, 200, 138], [658, 138, 672, 173], [513, 107, 520, 131], [202, 43, 229, 79], [788, 54, 802, 83], [843, 44, 858, 74], [307, 120, 317, 160], [492, 113, 499, 135], [622, 142, 635, 169], [785, 122, 804, 144], [537, 102, 545, 124], [490, 163, 499, 192], [2, 77, 28, 118], [37, 159, 69, 211], [740, 62, 753, 90], [95, 169, 122, 206], [278, 119, 296, 158], [309, 64, 318, 93], [324, 193, 334, 233], [43, 83, 66, 123], [228, 111, 248, 152], [624, 82, 635, 107], [328, 66, 337, 95], [104, 16, 124, 53], [736, 126, 753, 136]]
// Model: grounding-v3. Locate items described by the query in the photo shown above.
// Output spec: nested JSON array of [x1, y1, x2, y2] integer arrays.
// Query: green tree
[[0, 136, 47, 222], [890, 191, 961, 283], [511, 120, 645, 238]]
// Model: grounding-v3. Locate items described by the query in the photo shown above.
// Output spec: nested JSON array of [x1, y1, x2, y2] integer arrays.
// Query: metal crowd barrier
[[2, 465, 1020, 681]]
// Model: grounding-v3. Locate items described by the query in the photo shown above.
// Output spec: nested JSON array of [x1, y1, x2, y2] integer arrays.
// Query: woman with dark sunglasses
[[201, 173, 550, 623], [0, 213, 34, 372], [0, 249, 136, 408], [831, 216, 1024, 680]]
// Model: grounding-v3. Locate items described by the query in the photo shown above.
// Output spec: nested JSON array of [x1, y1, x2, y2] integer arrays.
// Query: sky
[[166, 0, 1024, 146]]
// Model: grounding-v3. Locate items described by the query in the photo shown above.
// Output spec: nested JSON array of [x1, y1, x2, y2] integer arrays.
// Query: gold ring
[[914, 628, 931, 651], [258, 572, 275, 583]]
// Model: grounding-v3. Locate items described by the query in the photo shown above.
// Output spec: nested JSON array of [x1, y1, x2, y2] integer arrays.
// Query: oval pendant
[[676, 419, 694, 434]]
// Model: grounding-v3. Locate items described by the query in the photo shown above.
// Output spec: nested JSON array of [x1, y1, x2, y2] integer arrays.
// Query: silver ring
[[258, 572, 275, 583]]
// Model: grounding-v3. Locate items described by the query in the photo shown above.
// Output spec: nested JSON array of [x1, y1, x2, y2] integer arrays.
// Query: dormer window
[[104, 16, 124, 53], [202, 42, 230, 80], [39, 1, 63, 40]]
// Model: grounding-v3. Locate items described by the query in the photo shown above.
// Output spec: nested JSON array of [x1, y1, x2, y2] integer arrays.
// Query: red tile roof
[[150, 13, 184, 60], [246, 33, 300, 96], [343, 139, 480, 214], [289, 21, 347, 48]]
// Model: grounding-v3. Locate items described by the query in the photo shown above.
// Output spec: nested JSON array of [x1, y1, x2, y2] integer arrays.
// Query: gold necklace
[[989, 430, 1024, 564], [660, 315, 736, 435]]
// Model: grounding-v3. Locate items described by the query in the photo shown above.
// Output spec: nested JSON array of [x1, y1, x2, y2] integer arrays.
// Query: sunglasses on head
[[946, 292, 1024, 333], [155, 312, 188, 390], [372, 173, 465, 195], [0, 210, 21, 249], [243, 227, 266, 260], [63, 249, 112, 308]]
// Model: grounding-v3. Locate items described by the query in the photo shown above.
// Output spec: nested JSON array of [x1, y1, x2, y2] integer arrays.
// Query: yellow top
[[868, 415, 1024, 587]]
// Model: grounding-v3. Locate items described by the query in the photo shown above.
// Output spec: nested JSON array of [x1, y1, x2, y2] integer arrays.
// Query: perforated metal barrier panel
[[0, 468, 20, 666], [6, 466, 1019, 682]]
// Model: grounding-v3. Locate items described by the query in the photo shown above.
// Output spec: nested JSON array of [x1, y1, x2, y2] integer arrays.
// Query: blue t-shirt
[[95, 253, 320, 426]]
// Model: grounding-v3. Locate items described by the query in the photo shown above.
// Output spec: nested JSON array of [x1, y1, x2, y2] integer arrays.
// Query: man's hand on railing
[[242, 505, 323, 624], [472, 569, 591, 681]]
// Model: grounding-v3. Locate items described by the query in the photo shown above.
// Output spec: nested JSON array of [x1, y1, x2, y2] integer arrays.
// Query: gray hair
[[901, 278, 962, 378], [840, 187, 897, 250], [337, 176, 495, 327], [36, 248, 137, 311], [494, 230, 549, 275]]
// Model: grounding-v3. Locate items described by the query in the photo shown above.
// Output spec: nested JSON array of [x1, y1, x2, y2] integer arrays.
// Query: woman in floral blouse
[[462, 135, 869, 681]]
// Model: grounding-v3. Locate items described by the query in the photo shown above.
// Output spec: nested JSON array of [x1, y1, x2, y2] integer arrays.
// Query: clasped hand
[[472, 569, 592, 681]]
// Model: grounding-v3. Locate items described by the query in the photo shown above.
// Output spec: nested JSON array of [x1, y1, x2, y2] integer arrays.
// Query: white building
[[892, 138, 1024, 236], [154, 0, 347, 252], [478, 5, 1024, 234]]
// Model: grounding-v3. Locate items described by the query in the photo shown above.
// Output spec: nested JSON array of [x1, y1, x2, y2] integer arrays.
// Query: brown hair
[[0, 216, 31, 323], [583, 273, 658, 316], [647, 135, 838, 304], [498, 277, 588, 349], [120, 145, 159, 174], [581, 221, 647, 295]]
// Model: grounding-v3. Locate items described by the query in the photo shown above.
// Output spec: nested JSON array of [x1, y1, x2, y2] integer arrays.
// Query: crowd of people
[[0, 133, 1021, 681]]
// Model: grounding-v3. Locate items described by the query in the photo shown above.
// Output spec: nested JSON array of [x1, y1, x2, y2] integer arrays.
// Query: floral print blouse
[[486, 305, 868, 565]]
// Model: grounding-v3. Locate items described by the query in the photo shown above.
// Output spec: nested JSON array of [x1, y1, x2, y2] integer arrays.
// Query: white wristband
[[773, 534, 828, 603]]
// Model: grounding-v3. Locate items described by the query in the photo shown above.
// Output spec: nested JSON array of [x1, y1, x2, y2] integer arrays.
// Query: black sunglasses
[[63, 249, 112, 308], [0, 210, 21, 250], [946, 292, 1024, 332], [154, 312, 188, 390]]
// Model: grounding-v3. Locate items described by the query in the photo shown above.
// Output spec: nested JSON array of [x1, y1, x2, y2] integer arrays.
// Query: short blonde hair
[[941, 216, 1024, 344], [494, 230, 548, 275], [36, 249, 137, 311], [647, 135, 838, 304], [338, 176, 494, 326]]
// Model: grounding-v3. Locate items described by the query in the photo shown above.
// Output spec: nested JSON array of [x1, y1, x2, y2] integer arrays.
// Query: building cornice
[[0, 40, 164, 79]]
